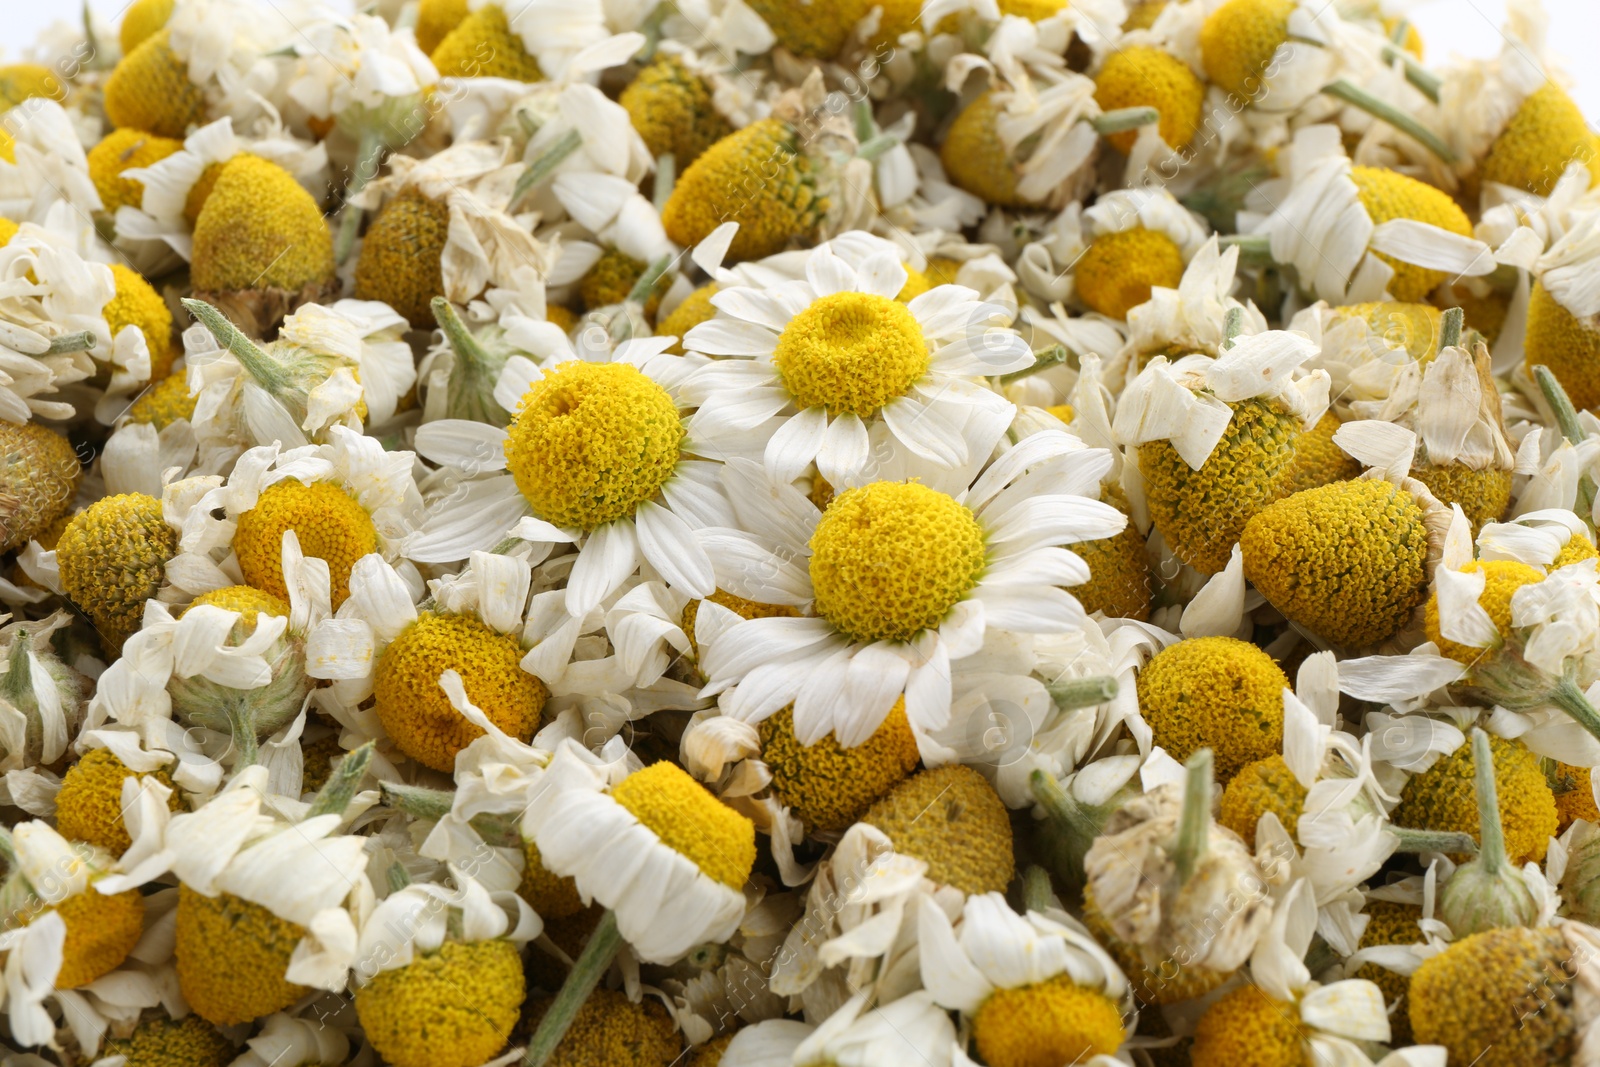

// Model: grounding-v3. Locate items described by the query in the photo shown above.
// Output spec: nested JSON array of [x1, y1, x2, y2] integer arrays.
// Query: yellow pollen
[[0, 421, 81, 554], [620, 53, 734, 169], [1355, 900, 1422, 1044], [175, 885, 309, 1025], [103, 1011, 234, 1067], [503, 361, 684, 531], [681, 588, 800, 660], [659, 283, 719, 355], [1410, 463, 1512, 532], [57, 492, 176, 651], [1349, 166, 1475, 303], [759, 699, 922, 832], [356, 940, 526, 1067], [128, 371, 198, 429], [610, 762, 757, 889], [119, 0, 177, 56], [233, 479, 378, 608], [1191, 983, 1308, 1067], [354, 188, 451, 328], [526, 985, 682, 1067], [103, 31, 206, 140], [1282, 411, 1362, 495], [773, 292, 929, 418], [1218, 754, 1307, 848], [1335, 302, 1443, 360], [87, 128, 183, 215], [191, 155, 335, 296], [1136, 636, 1287, 779], [1409, 926, 1575, 1064], [374, 612, 548, 772], [187, 584, 291, 633], [1075, 227, 1186, 320], [973, 975, 1126, 1067], [519, 836, 584, 919], [943, 91, 1028, 208], [431, 5, 544, 81], [54, 748, 182, 856], [1554, 763, 1600, 831], [662, 119, 825, 263], [1481, 82, 1600, 197], [862, 765, 1015, 894], [105, 262, 177, 380], [415, 0, 469, 55], [1071, 482, 1152, 621], [809, 481, 986, 644], [0, 64, 65, 111], [739, 0, 864, 57]]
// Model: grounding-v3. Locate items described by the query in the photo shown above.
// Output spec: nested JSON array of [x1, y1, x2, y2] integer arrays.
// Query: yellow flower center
[[373, 612, 547, 773], [808, 481, 986, 644], [503, 361, 684, 531], [1191, 984, 1307, 1067], [1335, 300, 1443, 361], [681, 588, 800, 661], [128, 372, 198, 430], [1526, 281, 1600, 413], [1218, 754, 1307, 848], [355, 940, 526, 1067], [759, 698, 922, 832], [0, 421, 81, 554], [1199, 0, 1296, 103], [609, 762, 756, 889], [771, 291, 929, 419], [1348, 166, 1474, 303], [188, 584, 292, 632], [233, 479, 379, 609], [1074, 227, 1186, 320], [973, 975, 1126, 1067], [57, 492, 176, 651], [54, 748, 182, 856], [1094, 46, 1206, 155], [863, 765, 1014, 894], [1135, 636, 1287, 780], [518, 837, 584, 920], [175, 886, 309, 1025], [1392, 732, 1556, 866], [1423, 558, 1545, 666], [87, 128, 183, 216], [42, 883, 145, 989], [1482, 82, 1600, 197], [1409, 926, 1575, 1064], [104, 1011, 235, 1067]]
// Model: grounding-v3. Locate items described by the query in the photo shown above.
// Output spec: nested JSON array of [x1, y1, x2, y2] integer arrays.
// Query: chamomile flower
[[1117, 236, 1270, 368], [697, 430, 1125, 748], [1252, 125, 1493, 305], [919, 892, 1131, 1067], [682, 238, 1028, 485], [1525, 210, 1600, 411], [229, 1013, 349, 1067], [53, 491, 179, 651], [0, 423, 79, 552], [406, 338, 731, 618], [0, 100, 104, 224], [102, 29, 208, 139]]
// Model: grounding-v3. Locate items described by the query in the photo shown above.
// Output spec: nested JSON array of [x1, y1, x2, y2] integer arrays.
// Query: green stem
[[522, 911, 623, 1067], [1219, 233, 1272, 255], [1439, 306, 1464, 350], [1550, 674, 1600, 746], [0, 825, 15, 867], [653, 153, 675, 214], [1022, 865, 1054, 914], [226, 701, 259, 767], [1223, 306, 1245, 350], [45, 331, 96, 356], [513, 129, 584, 206], [853, 98, 876, 143], [1322, 79, 1457, 164], [305, 741, 375, 819], [857, 134, 900, 161], [1381, 44, 1442, 102], [380, 781, 456, 821], [1532, 364, 1598, 524], [469, 812, 524, 848], [432, 297, 493, 371], [1029, 769, 1104, 846], [387, 861, 413, 893], [1045, 675, 1119, 710], [335, 128, 385, 265], [627, 255, 673, 306], [1388, 827, 1479, 854], [1091, 106, 1160, 135], [182, 299, 286, 390], [1469, 729, 1508, 877], [1173, 749, 1212, 886], [998, 344, 1068, 386]]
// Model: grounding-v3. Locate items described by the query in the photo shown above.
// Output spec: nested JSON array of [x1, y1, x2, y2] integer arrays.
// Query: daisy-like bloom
[[1250, 125, 1494, 305], [112, 116, 330, 269], [111, 758, 372, 1025], [164, 426, 423, 612], [308, 550, 550, 773], [1067, 189, 1212, 320], [1189, 880, 1400, 1066], [698, 430, 1125, 748], [1113, 327, 1329, 575], [1292, 300, 1445, 422], [919, 892, 1132, 1067], [521, 737, 756, 962], [352, 869, 539, 1067], [0, 100, 103, 225], [1114, 236, 1269, 371], [1436, 0, 1599, 197], [1524, 210, 1600, 412], [682, 235, 1028, 486], [406, 336, 732, 619]]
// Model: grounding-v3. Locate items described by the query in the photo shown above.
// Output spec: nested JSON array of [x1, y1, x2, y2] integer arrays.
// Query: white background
[[4, 0, 1598, 120]]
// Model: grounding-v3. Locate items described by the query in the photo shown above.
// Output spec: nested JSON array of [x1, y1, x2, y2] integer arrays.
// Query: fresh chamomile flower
[[1252, 125, 1493, 305], [53, 747, 183, 856], [406, 337, 732, 619], [352, 869, 539, 1067], [618, 49, 736, 170], [1437, 0, 1599, 197], [860, 764, 1016, 895], [1093, 42, 1206, 158], [431, 3, 544, 80], [101, 30, 208, 139], [308, 550, 549, 772], [1525, 211, 1600, 412], [521, 738, 757, 962], [1293, 300, 1445, 423], [86, 128, 183, 217], [1390, 728, 1557, 866], [681, 237, 1029, 485], [696, 431, 1126, 748], [1115, 236, 1270, 369], [101, 1011, 235, 1067], [918, 892, 1131, 1067], [1190, 880, 1397, 1066], [0, 423, 79, 553], [1113, 329, 1329, 574], [54, 492, 178, 651], [1407, 920, 1600, 1065]]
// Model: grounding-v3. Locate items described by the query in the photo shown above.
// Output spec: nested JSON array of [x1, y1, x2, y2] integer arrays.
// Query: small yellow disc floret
[[188, 584, 291, 630], [192, 155, 335, 295], [1423, 559, 1545, 665], [1526, 281, 1600, 412], [1282, 411, 1361, 495], [759, 699, 922, 832], [106, 262, 176, 379], [1076, 227, 1186, 320], [610, 762, 757, 890], [863, 765, 1015, 894], [1190, 983, 1308, 1067], [1335, 301, 1443, 360], [1410, 463, 1512, 532], [356, 940, 525, 1067], [809, 481, 986, 644], [1199, 0, 1296, 102], [374, 612, 548, 772], [659, 284, 719, 355], [0, 64, 65, 110], [620, 54, 734, 169], [530, 986, 681, 1067], [1481, 82, 1600, 197], [0, 421, 81, 553], [128, 372, 198, 429], [1391, 732, 1557, 865], [175, 885, 309, 1025], [415, 0, 470, 55], [1554, 534, 1599, 569], [740, 0, 863, 58], [103, 31, 206, 139], [54, 748, 182, 856], [1094, 47, 1206, 155], [57, 492, 176, 650], [1241, 478, 1430, 648], [45, 885, 145, 988], [431, 5, 544, 81], [1072, 482, 1152, 621], [88, 128, 183, 215], [1355, 900, 1422, 1043], [773, 292, 929, 418], [580, 248, 659, 317], [519, 837, 584, 919], [663, 119, 825, 263], [1349, 166, 1475, 303], [973, 975, 1126, 1067], [1409, 926, 1574, 1065], [233, 479, 378, 608], [1219, 754, 1307, 848], [1137, 636, 1288, 779], [120, 0, 177, 57], [943, 92, 1027, 207], [354, 187, 451, 328], [681, 588, 800, 661], [1554, 763, 1600, 831], [104, 1012, 232, 1066], [503, 361, 684, 531]]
